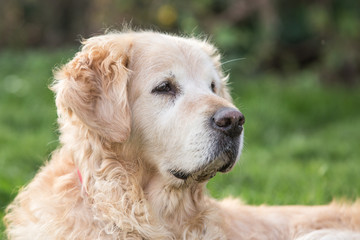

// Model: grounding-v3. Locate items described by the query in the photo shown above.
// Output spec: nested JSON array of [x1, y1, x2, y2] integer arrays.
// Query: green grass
[[1, 50, 360, 237]]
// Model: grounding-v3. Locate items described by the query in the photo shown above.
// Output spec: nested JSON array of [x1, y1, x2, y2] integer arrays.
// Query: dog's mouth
[[170, 136, 240, 182]]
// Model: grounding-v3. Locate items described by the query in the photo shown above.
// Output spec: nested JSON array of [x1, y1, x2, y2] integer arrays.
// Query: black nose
[[211, 107, 245, 137]]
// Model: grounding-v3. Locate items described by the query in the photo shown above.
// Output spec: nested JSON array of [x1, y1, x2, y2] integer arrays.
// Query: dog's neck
[[143, 173, 205, 216]]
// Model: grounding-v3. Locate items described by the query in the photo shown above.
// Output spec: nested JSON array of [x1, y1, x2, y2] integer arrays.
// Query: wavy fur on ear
[[50, 34, 172, 239], [52, 34, 132, 142]]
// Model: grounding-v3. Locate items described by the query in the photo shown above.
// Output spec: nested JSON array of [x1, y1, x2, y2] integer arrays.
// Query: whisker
[[223, 68, 232, 74], [221, 57, 246, 66]]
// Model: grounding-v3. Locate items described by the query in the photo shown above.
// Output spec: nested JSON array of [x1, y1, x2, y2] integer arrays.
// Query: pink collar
[[77, 168, 83, 185], [77, 168, 88, 195]]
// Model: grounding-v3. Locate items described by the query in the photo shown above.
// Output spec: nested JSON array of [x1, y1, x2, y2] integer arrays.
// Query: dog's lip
[[169, 156, 237, 181], [217, 159, 236, 173], [170, 169, 191, 180], [170, 168, 218, 181]]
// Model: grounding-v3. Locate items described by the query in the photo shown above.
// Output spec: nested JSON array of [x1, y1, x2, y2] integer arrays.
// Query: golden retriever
[[4, 31, 360, 239]]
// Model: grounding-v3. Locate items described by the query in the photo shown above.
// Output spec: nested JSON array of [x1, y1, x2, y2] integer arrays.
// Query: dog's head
[[53, 31, 245, 184]]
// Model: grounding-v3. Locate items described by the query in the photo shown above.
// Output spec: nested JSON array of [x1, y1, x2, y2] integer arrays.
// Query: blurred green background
[[1, 0, 360, 237]]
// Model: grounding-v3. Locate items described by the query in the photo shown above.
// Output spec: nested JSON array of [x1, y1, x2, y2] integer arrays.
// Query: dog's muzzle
[[171, 107, 245, 182]]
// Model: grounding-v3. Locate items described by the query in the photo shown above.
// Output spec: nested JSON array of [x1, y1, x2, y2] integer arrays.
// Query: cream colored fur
[[4, 31, 360, 240]]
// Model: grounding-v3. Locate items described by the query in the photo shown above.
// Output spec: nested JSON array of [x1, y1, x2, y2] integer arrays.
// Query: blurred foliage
[[0, 0, 359, 84]]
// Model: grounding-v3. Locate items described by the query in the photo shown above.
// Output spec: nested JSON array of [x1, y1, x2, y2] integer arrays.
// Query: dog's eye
[[152, 81, 177, 96], [211, 81, 216, 93]]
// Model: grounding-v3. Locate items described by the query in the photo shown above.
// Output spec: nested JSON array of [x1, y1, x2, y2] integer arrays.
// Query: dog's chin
[[170, 138, 240, 182]]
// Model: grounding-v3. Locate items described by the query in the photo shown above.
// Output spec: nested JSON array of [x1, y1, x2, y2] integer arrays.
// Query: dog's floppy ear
[[52, 34, 133, 142]]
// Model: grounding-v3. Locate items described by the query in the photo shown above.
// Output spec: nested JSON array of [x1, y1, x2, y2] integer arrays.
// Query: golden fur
[[4, 31, 360, 239]]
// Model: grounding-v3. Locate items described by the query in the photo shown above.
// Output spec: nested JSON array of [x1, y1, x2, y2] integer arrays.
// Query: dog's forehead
[[133, 33, 220, 84]]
